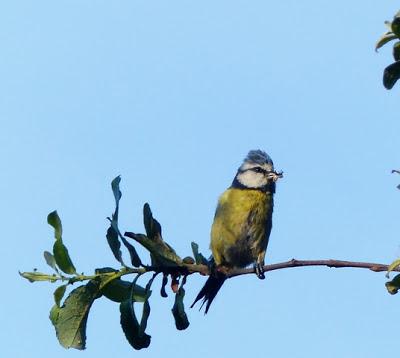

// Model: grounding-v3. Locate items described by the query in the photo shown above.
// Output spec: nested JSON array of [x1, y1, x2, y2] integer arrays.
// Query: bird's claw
[[254, 262, 265, 280]]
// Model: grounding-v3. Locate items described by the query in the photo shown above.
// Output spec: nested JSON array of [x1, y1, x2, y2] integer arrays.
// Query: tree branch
[[228, 259, 399, 278], [178, 259, 400, 279], [21, 259, 399, 285]]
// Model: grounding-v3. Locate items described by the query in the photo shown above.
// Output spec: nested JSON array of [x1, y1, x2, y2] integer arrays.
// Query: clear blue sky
[[2, 1, 400, 357]]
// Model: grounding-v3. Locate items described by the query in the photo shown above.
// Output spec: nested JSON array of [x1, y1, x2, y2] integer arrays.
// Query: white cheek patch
[[237, 171, 268, 188]]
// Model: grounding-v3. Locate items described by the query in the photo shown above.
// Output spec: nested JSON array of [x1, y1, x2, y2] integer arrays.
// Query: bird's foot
[[254, 262, 265, 280], [215, 265, 230, 276]]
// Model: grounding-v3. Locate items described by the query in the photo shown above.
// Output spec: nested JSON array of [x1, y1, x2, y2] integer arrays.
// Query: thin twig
[[21, 258, 399, 285], [178, 259, 400, 278], [227, 259, 398, 278]]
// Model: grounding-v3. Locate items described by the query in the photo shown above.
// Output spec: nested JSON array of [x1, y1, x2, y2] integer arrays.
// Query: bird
[[191, 149, 282, 314]]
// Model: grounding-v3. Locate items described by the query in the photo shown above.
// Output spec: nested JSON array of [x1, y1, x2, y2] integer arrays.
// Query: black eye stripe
[[239, 167, 268, 174], [252, 167, 266, 174]]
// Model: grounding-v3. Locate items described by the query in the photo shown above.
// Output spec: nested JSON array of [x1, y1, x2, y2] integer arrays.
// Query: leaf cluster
[[20, 176, 208, 350], [376, 11, 400, 89]]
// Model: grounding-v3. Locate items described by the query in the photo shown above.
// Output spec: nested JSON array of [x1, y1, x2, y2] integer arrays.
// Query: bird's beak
[[267, 171, 283, 182]]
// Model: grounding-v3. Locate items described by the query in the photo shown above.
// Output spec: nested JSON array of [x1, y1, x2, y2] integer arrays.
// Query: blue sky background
[[2, 1, 400, 357]]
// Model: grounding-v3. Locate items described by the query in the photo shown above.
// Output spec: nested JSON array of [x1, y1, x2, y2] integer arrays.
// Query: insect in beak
[[267, 171, 283, 182]]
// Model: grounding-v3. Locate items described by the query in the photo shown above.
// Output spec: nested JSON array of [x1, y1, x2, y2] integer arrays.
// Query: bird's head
[[232, 150, 283, 192]]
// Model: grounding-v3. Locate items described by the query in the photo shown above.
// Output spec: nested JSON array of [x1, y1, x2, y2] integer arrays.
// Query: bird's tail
[[191, 271, 226, 314]]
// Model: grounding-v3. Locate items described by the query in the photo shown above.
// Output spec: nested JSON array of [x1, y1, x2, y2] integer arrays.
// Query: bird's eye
[[253, 167, 264, 174]]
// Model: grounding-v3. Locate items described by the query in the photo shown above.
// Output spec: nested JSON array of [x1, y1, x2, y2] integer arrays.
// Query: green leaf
[[138, 277, 154, 334], [44, 251, 57, 271], [386, 258, 400, 278], [106, 176, 123, 264], [383, 61, 400, 90], [106, 225, 123, 265], [95, 267, 119, 274], [375, 31, 397, 52], [101, 279, 147, 303], [54, 284, 67, 307], [48, 211, 62, 240], [19, 271, 58, 283], [107, 176, 142, 266], [393, 41, 400, 61], [143, 203, 163, 240], [191, 242, 209, 265], [91, 268, 131, 291], [183, 256, 195, 264], [111, 176, 122, 209], [50, 305, 60, 326], [126, 204, 182, 267], [125, 233, 182, 267], [392, 16, 400, 37], [160, 274, 168, 298], [171, 277, 189, 330], [119, 275, 154, 350], [120, 300, 151, 350], [53, 240, 76, 275], [386, 274, 400, 295], [108, 220, 142, 267], [118, 228, 142, 267], [139, 300, 151, 336], [50, 280, 103, 350], [47, 211, 76, 274]]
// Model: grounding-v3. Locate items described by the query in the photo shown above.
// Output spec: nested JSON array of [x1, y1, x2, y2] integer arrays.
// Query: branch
[[22, 259, 398, 285], [228, 259, 399, 278], [178, 259, 400, 279]]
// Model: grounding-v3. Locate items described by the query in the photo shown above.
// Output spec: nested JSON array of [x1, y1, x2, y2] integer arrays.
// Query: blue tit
[[191, 150, 282, 313]]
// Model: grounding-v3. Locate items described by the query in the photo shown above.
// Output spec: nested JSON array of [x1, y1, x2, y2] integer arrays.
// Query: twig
[[21, 259, 399, 285], [179, 259, 400, 278], [227, 259, 398, 278]]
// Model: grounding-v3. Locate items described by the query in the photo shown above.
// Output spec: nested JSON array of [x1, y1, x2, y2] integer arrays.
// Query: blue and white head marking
[[240, 149, 274, 172], [244, 150, 273, 166], [233, 149, 279, 190]]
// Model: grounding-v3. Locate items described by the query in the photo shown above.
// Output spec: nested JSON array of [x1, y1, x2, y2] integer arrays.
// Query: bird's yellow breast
[[210, 188, 273, 267]]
